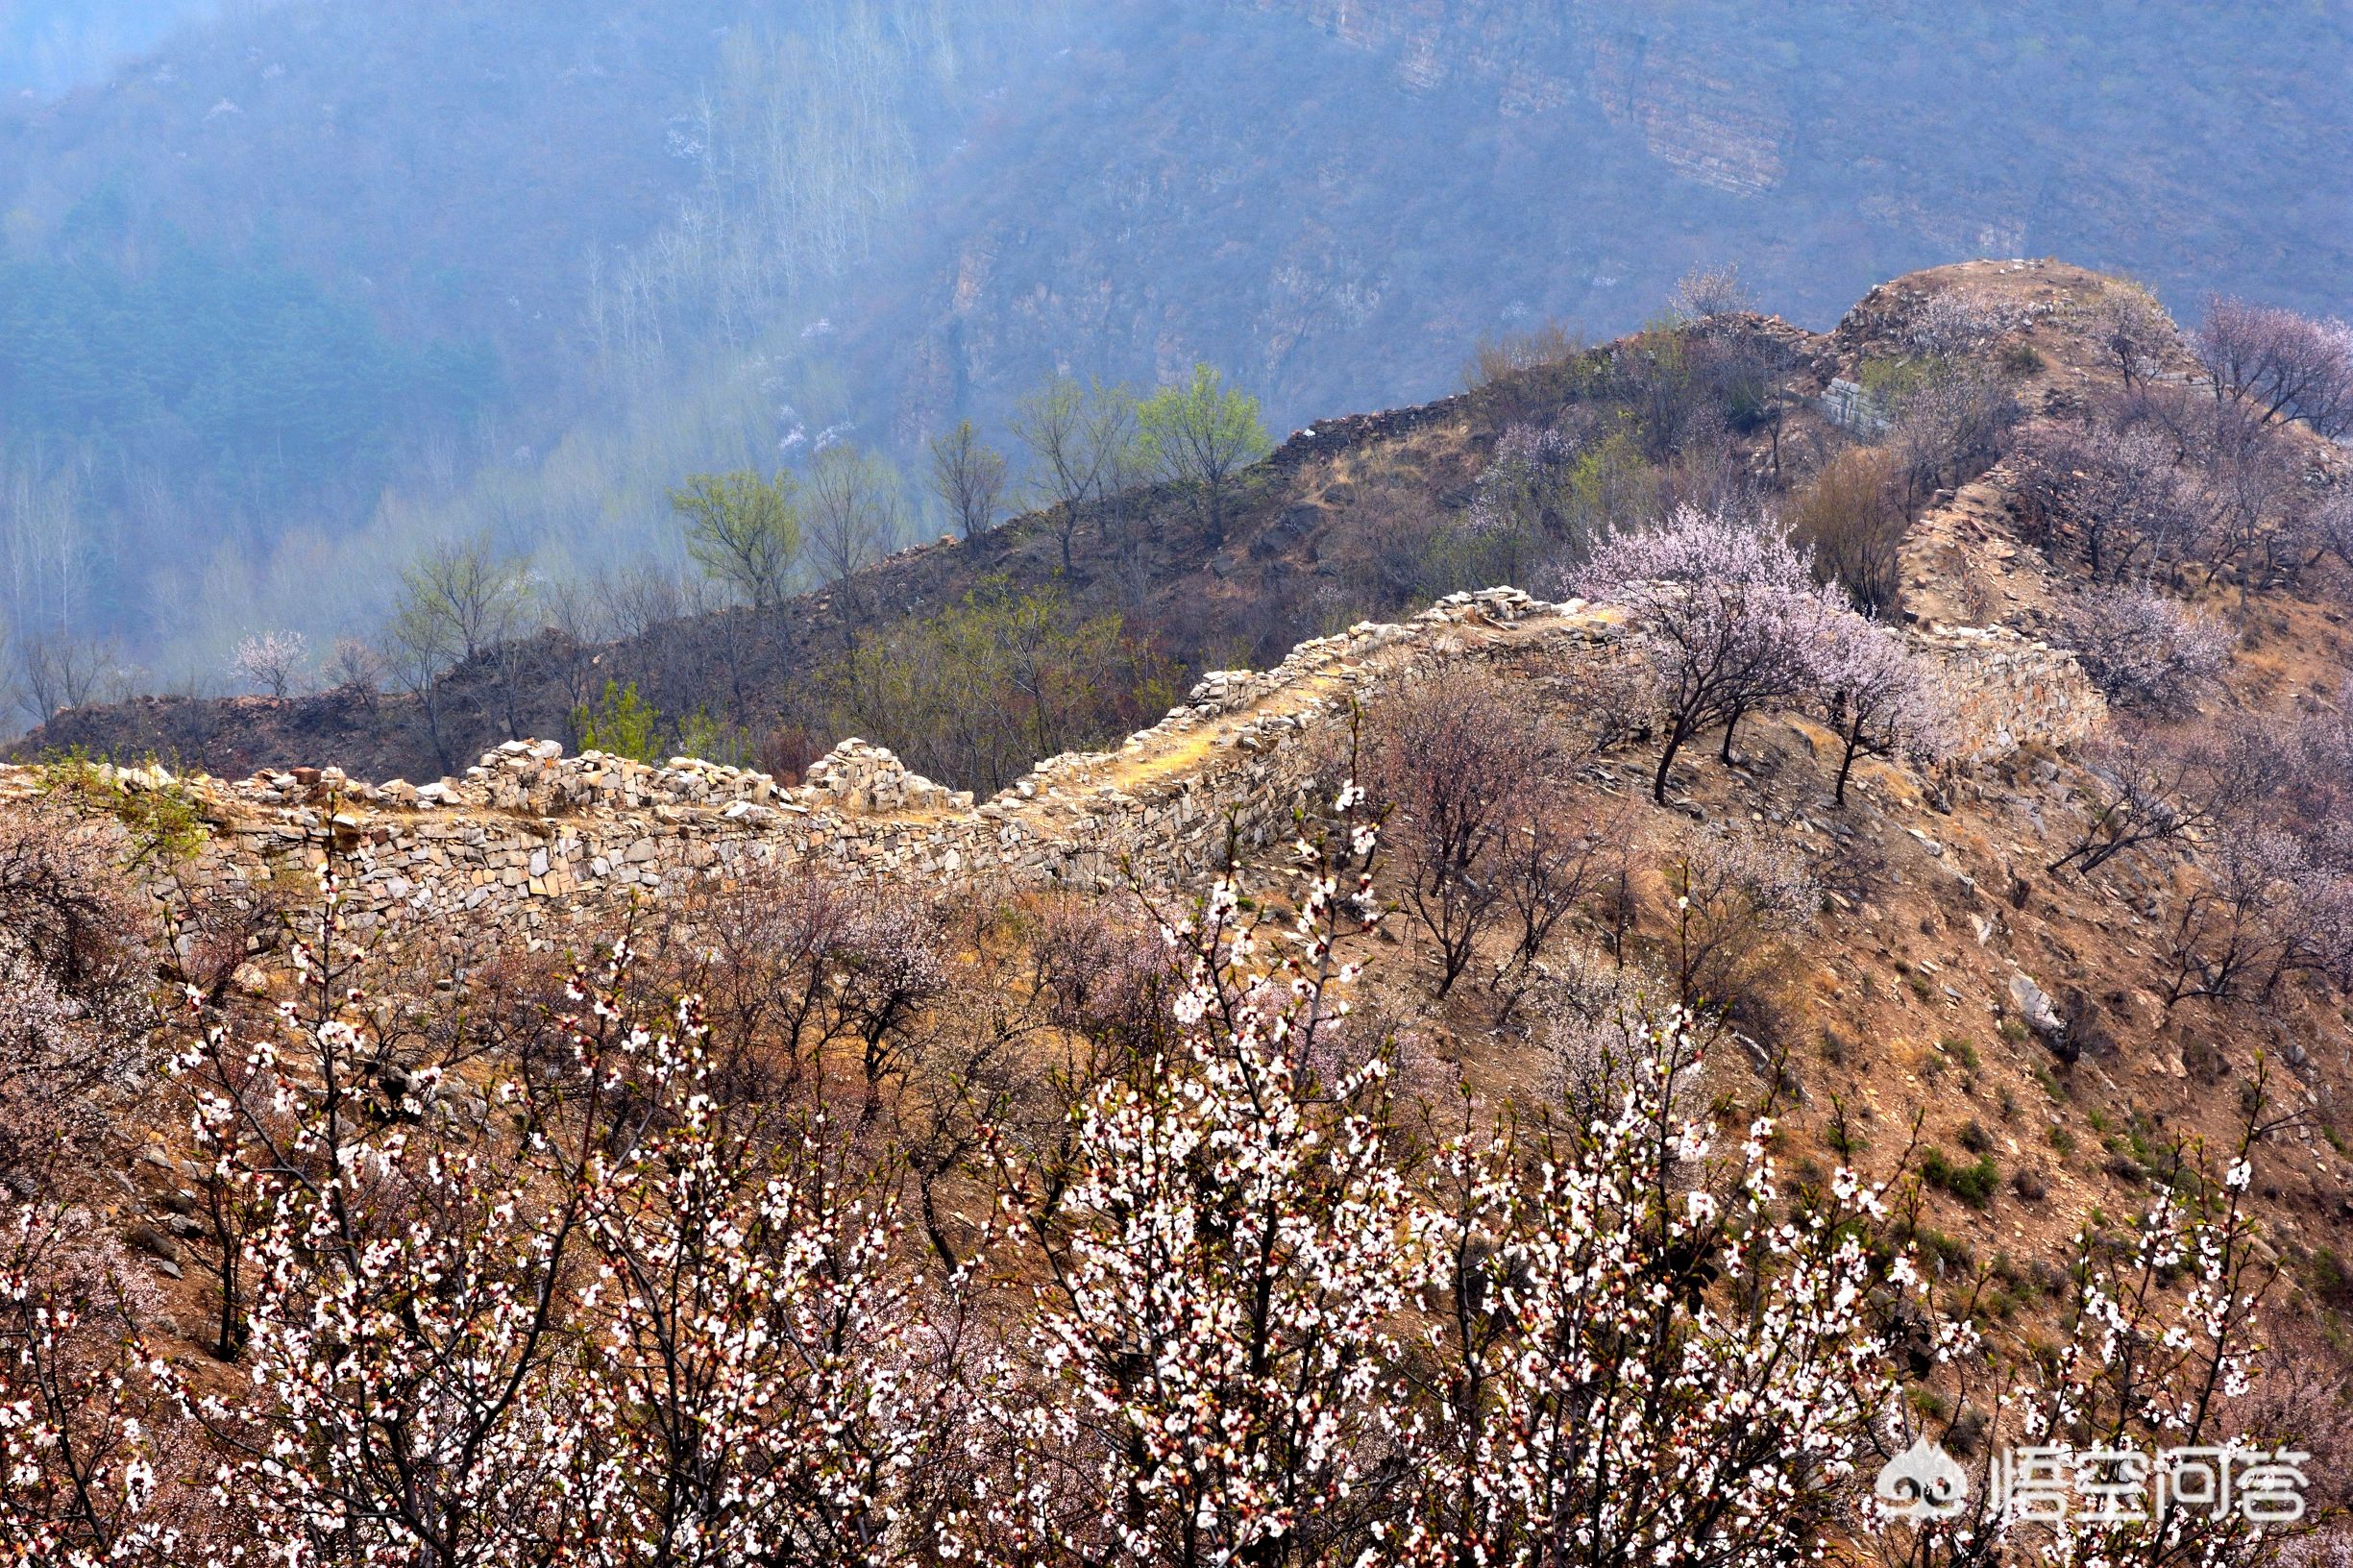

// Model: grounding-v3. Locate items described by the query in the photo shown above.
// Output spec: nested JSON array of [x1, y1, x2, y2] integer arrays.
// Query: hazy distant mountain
[[0, 0, 2346, 708], [0, 0, 227, 98]]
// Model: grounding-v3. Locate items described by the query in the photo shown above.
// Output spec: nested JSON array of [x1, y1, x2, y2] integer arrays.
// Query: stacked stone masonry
[[0, 592, 2101, 953]]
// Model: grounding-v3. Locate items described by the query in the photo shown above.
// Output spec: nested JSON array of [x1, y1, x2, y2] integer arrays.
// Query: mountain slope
[[2, 2, 2348, 698]]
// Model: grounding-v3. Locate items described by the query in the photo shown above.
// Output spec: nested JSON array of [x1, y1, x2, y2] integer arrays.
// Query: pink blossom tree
[[2054, 586, 2234, 716], [1568, 506, 1839, 801], [2196, 296, 2353, 438], [1815, 617, 1956, 806]]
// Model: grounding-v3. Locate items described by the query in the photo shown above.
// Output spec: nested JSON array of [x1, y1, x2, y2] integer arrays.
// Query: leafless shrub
[[2048, 716, 2275, 876], [327, 635, 385, 698], [1790, 446, 1907, 614], [677, 866, 946, 1125], [1023, 892, 1178, 1056], [2185, 394, 2314, 582], [12, 629, 133, 721], [1656, 821, 1819, 1012], [1491, 796, 1630, 1017], [1463, 319, 1585, 390], [1359, 667, 1578, 997], [2313, 487, 2353, 568], [1538, 949, 1698, 1127]]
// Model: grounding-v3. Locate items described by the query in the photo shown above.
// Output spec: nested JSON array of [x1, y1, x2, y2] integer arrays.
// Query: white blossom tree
[[959, 796, 1426, 1566], [566, 996, 964, 1567], [230, 630, 309, 698], [1397, 1001, 1919, 1568], [1870, 1078, 2296, 1568]]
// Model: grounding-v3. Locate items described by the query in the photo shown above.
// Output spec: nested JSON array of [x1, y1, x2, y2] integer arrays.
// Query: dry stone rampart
[[0, 591, 2102, 959], [1914, 622, 2106, 762]]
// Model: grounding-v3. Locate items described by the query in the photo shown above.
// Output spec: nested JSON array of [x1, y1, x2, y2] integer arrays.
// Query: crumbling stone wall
[[0, 591, 2103, 958], [1915, 623, 2106, 763]]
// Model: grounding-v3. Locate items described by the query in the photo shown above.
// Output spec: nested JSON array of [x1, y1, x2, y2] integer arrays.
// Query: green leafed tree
[[669, 469, 802, 610], [1136, 362, 1272, 545], [572, 678, 664, 763]]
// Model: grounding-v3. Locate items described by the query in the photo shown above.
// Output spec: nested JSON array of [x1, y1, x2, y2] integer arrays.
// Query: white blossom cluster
[[0, 804, 2301, 1568]]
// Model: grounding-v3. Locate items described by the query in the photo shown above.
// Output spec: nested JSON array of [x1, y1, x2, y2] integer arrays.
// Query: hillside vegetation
[[6, 258, 2353, 1565], [1, 0, 2346, 707]]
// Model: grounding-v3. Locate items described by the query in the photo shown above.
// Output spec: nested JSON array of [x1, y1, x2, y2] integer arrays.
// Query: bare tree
[[805, 442, 901, 620], [926, 420, 1009, 541], [12, 630, 129, 721], [394, 536, 532, 666], [1011, 376, 1134, 575], [1658, 821, 1819, 1010], [326, 637, 385, 701], [1888, 362, 2020, 499], [2012, 419, 2195, 580], [1789, 446, 1906, 613], [381, 615, 455, 775], [1360, 668, 1572, 997], [2048, 717, 2274, 876]]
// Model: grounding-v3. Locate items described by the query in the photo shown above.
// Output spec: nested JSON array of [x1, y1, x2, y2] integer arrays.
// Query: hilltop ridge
[[22, 258, 2131, 788]]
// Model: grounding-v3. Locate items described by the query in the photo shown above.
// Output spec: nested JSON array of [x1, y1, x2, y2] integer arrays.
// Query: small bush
[[2313, 1248, 2353, 1311], [36, 749, 206, 865], [1923, 1146, 2000, 1209]]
